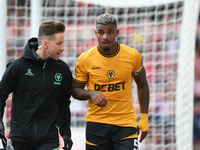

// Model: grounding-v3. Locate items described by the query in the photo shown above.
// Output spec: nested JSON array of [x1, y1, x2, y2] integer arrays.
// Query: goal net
[[2, 0, 199, 149]]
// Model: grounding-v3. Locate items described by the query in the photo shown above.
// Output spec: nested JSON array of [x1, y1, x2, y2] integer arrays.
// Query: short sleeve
[[73, 56, 88, 83], [132, 51, 143, 76]]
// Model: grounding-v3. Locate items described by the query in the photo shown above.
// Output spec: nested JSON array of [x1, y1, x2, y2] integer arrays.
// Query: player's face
[[95, 24, 119, 53], [45, 32, 65, 60]]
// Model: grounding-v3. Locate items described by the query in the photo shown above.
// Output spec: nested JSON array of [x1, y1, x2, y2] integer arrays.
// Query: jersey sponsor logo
[[25, 69, 34, 76], [94, 81, 126, 92], [54, 73, 62, 85], [106, 70, 115, 79]]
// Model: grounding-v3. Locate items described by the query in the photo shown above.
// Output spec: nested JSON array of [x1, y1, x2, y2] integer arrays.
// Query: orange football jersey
[[73, 43, 143, 127]]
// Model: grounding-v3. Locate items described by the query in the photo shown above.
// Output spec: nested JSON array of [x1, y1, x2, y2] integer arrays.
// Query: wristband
[[137, 113, 149, 132]]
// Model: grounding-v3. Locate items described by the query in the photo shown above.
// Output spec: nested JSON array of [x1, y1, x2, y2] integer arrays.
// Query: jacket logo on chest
[[54, 73, 62, 85], [106, 70, 115, 79], [25, 69, 34, 76]]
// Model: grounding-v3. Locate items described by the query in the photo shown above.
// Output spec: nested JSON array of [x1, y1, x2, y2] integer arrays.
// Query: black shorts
[[86, 122, 138, 150], [12, 141, 59, 150]]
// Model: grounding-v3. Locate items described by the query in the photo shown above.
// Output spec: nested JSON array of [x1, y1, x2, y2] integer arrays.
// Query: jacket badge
[[25, 69, 34, 76], [54, 73, 62, 85]]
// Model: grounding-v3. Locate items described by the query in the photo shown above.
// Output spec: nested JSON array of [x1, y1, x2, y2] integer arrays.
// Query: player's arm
[[58, 68, 73, 150], [58, 68, 72, 138], [0, 62, 17, 137], [72, 79, 108, 107], [133, 68, 150, 142], [133, 68, 149, 113]]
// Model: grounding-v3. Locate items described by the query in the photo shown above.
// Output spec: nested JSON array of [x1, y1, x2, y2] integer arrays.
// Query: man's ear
[[116, 29, 119, 37], [42, 40, 48, 49], [95, 30, 97, 37]]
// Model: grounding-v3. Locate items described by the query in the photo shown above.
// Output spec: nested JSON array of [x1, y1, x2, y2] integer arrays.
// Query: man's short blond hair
[[38, 20, 65, 44]]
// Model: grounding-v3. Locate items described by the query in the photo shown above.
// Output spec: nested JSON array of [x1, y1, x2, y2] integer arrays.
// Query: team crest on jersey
[[106, 70, 115, 79]]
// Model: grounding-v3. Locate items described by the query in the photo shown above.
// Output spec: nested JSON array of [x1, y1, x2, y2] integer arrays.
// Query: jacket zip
[[34, 61, 47, 142]]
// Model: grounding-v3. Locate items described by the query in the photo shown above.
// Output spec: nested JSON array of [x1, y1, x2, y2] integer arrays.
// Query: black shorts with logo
[[86, 122, 138, 150]]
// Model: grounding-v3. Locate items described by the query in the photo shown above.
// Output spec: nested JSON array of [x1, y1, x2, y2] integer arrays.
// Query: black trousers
[[86, 122, 138, 150], [12, 141, 59, 150]]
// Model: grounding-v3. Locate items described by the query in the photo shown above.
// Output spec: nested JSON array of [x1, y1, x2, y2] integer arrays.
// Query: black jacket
[[0, 38, 72, 144]]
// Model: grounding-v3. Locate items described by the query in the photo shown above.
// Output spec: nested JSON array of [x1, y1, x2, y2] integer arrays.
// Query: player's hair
[[96, 13, 117, 27], [38, 20, 65, 43]]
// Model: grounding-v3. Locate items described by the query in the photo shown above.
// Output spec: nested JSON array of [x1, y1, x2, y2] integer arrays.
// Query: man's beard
[[102, 48, 110, 51]]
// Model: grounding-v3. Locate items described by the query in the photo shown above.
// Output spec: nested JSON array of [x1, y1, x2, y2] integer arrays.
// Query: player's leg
[[111, 126, 138, 150], [12, 141, 36, 150], [36, 142, 59, 150], [113, 137, 138, 150], [86, 142, 112, 150], [86, 122, 112, 150], [13, 141, 59, 150]]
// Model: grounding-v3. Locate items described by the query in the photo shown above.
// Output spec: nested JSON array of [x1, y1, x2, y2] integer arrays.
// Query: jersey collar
[[97, 43, 120, 58]]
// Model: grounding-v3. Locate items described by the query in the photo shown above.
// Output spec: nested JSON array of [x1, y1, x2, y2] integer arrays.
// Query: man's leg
[[12, 141, 35, 150], [86, 122, 112, 150], [114, 137, 138, 150], [111, 126, 138, 150], [12, 141, 59, 150], [37, 142, 59, 150]]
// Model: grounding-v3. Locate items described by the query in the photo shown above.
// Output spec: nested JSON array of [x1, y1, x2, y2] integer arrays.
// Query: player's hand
[[0, 119, 5, 137], [137, 113, 149, 143], [63, 135, 73, 150], [89, 91, 108, 107]]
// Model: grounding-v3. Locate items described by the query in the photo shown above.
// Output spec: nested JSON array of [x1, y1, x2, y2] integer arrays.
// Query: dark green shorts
[[86, 122, 138, 150]]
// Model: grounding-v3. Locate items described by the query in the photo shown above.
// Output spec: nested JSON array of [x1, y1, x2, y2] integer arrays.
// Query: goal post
[[30, 0, 42, 38], [176, 0, 199, 149], [0, 0, 7, 78], [3, 0, 199, 149]]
